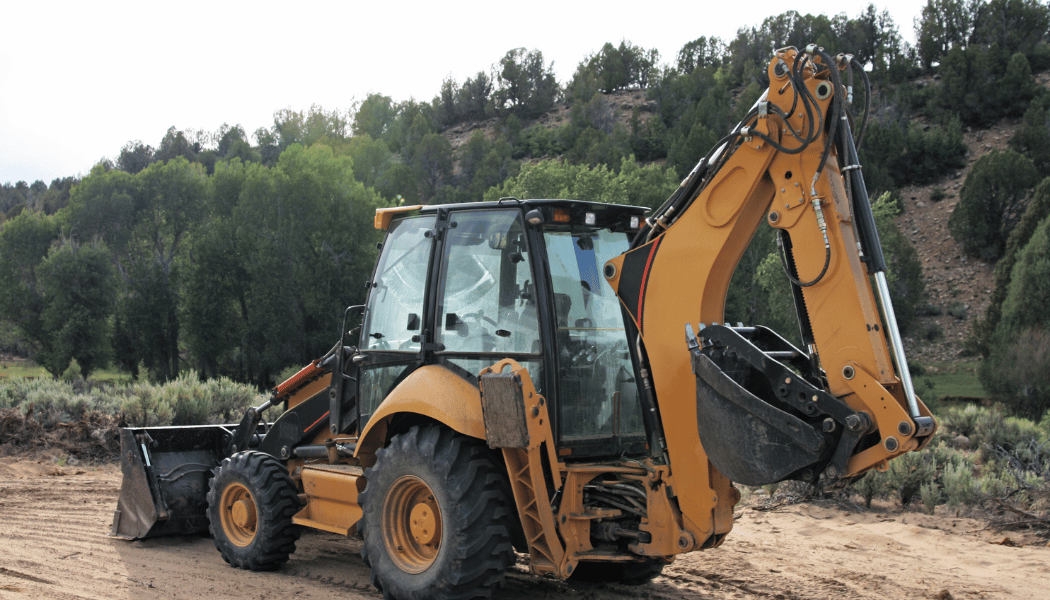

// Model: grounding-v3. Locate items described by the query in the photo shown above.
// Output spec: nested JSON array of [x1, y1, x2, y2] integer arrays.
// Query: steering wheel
[[460, 311, 498, 327]]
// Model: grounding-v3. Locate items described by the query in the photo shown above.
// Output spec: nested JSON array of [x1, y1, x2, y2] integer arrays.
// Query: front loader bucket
[[111, 425, 234, 539]]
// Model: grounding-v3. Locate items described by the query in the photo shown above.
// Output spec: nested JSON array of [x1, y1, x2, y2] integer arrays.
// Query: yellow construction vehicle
[[112, 45, 935, 599]]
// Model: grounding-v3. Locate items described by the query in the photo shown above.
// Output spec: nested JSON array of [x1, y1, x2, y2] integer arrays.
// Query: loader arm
[[605, 46, 935, 544]]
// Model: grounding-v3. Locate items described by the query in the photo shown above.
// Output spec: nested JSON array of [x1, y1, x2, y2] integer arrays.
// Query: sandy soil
[[1, 458, 1047, 600]]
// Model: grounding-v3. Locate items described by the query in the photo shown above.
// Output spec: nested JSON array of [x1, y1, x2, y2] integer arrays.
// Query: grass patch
[[914, 360, 987, 402], [0, 360, 132, 383]]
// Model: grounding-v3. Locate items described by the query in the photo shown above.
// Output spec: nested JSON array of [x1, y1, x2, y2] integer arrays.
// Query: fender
[[355, 365, 486, 463]]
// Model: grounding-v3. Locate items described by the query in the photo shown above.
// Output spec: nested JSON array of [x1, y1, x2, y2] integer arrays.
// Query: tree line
[[1, 0, 1049, 416], [1, 148, 382, 385]]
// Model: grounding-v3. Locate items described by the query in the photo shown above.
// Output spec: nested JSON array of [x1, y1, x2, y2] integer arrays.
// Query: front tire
[[206, 451, 301, 571], [360, 424, 515, 599]]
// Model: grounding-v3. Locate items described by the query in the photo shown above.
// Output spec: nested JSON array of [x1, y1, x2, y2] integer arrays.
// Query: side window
[[435, 210, 540, 356], [360, 215, 435, 352], [544, 229, 644, 440]]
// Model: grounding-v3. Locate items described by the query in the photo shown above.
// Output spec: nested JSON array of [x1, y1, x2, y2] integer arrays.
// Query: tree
[[981, 212, 1050, 417], [226, 144, 382, 385], [182, 217, 246, 378], [0, 211, 59, 359], [753, 251, 802, 345], [576, 40, 660, 93], [457, 71, 494, 121], [872, 193, 926, 330], [457, 132, 516, 202], [117, 141, 155, 174], [269, 105, 350, 151], [970, 0, 1050, 64], [618, 155, 678, 209], [675, 36, 724, 74], [353, 94, 397, 141], [667, 118, 718, 179], [66, 157, 209, 380], [433, 76, 460, 126], [35, 238, 116, 378], [154, 127, 199, 163], [970, 177, 1050, 357], [493, 48, 559, 119], [949, 149, 1040, 261], [860, 115, 967, 190], [346, 135, 394, 190], [412, 133, 453, 201], [997, 52, 1041, 118], [1009, 96, 1050, 176], [915, 0, 978, 70], [483, 160, 631, 205]]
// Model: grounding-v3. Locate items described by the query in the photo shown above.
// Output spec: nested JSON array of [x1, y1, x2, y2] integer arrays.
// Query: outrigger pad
[[691, 351, 824, 486], [111, 426, 231, 539]]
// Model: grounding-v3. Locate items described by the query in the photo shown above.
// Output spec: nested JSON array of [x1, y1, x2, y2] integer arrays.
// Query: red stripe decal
[[637, 237, 662, 333], [306, 411, 330, 433]]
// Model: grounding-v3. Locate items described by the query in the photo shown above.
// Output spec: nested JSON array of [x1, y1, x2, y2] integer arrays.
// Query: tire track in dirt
[[3, 462, 1049, 600]]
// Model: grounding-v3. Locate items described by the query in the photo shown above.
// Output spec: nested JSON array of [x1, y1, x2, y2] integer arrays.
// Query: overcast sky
[[0, 0, 924, 186]]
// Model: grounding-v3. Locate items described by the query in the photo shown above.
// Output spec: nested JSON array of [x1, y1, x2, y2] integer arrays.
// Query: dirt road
[[1, 458, 1047, 600]]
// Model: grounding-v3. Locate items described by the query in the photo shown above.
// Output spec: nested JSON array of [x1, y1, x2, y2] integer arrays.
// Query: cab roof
[[374, 199, 649, 231]]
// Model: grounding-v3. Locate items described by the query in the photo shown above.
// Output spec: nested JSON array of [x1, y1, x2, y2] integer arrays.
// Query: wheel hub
[[383, 475, 442, 574], [409, 502, 437, 545], [219, 482, 258, 547], [232, 498, 257, 530]]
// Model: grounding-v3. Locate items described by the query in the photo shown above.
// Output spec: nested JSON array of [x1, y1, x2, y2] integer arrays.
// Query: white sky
[[0, 0, 924, 186]]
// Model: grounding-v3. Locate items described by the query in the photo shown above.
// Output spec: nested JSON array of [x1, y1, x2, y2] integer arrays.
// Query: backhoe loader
[[112, 45, 935, 599]]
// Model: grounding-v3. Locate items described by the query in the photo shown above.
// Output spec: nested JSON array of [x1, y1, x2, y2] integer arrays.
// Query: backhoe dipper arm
[[604, 47, 935, 547]]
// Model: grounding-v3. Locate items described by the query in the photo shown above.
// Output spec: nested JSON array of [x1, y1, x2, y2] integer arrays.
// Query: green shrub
[[981, 270, 1050, 418], [121, 383, 174, 427], [922, 323, 943, 341], [950, 149, 1040, 262], [919, 303, 943, 317], [852, 470, 886, 508], [977, 470, 1013, 503], [1009, 98, 1050, 177], [942, 461, 976, 508], [973, 410, 1048, 456], [0, 372, 261, 428], [884, 451, 937, 507], [939, 404, 989, 438], [167, 373, 212, 426], [872, 193, 926, 330], [971, 179, 1050, 359], [920, 481, 940, 514], [205, 377, 259, 423]]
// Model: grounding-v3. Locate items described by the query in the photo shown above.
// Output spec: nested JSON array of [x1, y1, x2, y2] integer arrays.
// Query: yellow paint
[[355, 365, 487, 462], [375, 205, 424, 230], [292, 463, 365, 535]]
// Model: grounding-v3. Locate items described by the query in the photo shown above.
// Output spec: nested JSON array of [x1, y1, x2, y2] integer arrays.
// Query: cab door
[[356, 214, 436, 426], [430, 209, 545, 394]]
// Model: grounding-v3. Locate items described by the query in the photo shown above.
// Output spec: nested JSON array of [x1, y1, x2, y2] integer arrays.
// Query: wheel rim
[[219, 481, 257, 547], [383, 475, 442, 574]]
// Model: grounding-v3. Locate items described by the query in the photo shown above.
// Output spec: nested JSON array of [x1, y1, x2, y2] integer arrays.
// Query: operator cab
[[356, 199, 650, 458]]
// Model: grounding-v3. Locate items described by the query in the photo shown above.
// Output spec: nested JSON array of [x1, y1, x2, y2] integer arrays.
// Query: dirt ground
[[1, 457, 1048, 600]]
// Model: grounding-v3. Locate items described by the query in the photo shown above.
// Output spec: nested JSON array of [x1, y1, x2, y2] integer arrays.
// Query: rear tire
[[359, 424, 515, 599], [570, 558, 668, 585], [207, 450, 300, 571]]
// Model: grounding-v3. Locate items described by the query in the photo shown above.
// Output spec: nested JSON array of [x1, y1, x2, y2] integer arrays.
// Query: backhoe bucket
[[111, 425, 233, 540]]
